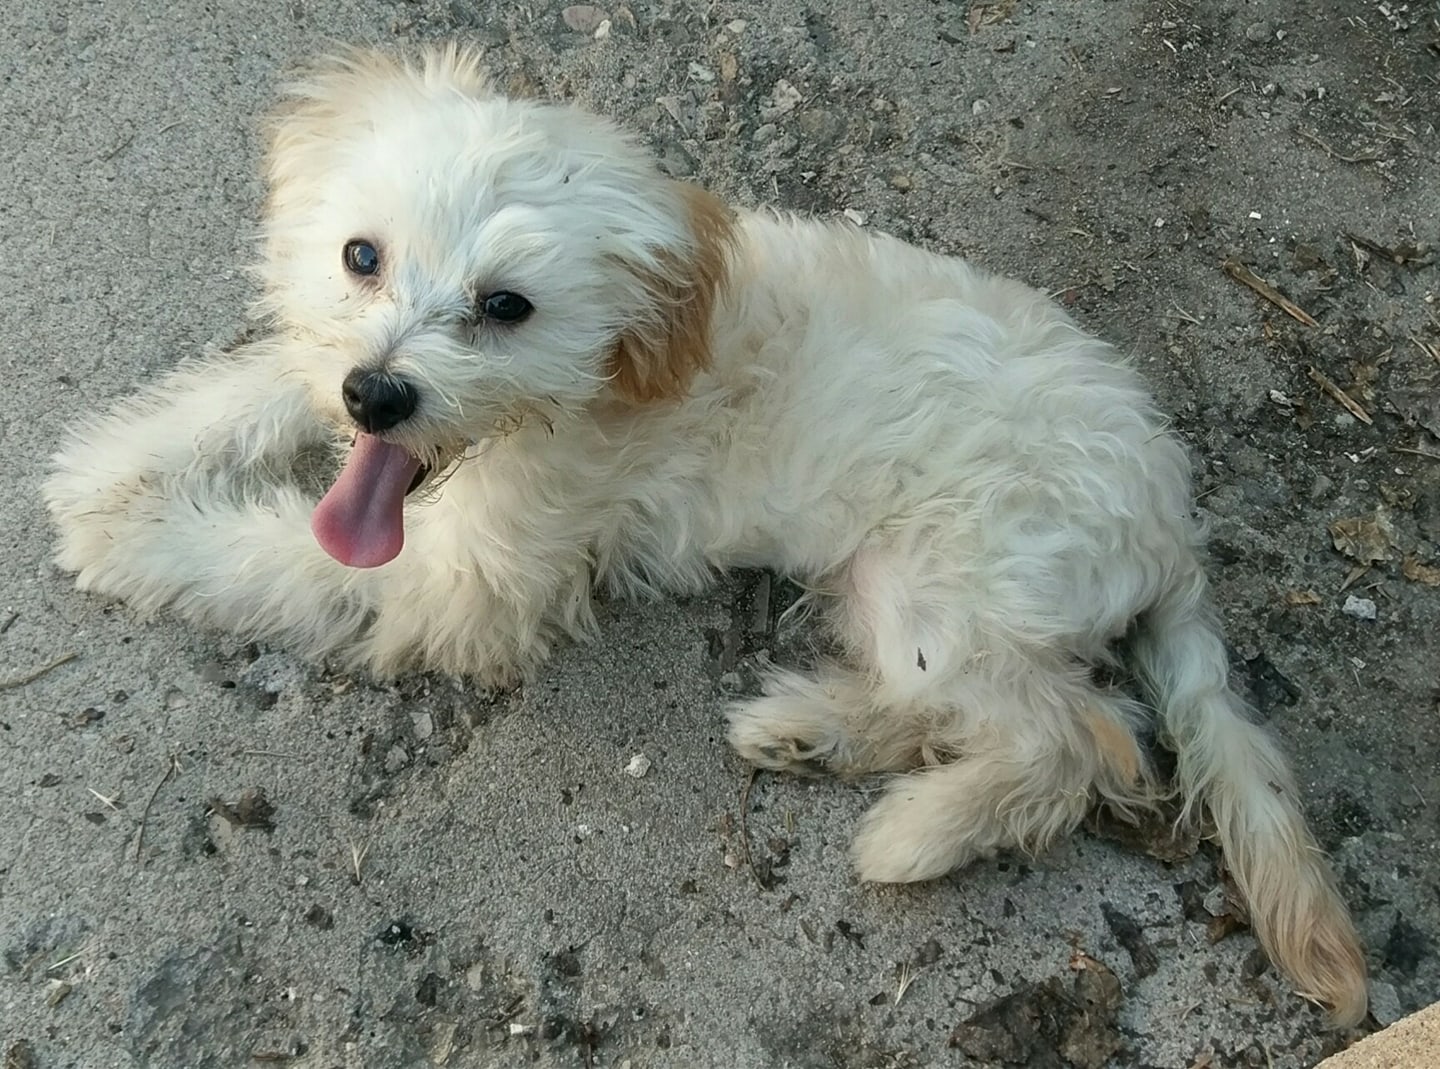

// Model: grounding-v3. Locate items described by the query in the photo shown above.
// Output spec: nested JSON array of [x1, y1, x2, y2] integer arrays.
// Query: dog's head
[[256, 46, 734, 566]]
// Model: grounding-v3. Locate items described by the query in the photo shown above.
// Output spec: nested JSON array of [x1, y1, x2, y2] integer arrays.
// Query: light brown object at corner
[[1316, 1001, 1440, 1069]]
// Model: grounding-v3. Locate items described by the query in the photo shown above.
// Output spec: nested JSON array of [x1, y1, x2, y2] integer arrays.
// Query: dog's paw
[[44, 466, 140, 577], [851, 774, 976, 884], [725, 691, 847, 776]]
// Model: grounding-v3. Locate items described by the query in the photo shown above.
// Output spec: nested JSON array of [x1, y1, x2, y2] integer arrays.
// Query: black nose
[[341, 368, 419, 433]]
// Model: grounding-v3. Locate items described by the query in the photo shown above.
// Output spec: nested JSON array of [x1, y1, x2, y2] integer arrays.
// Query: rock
[[1342, 595, 1377, 621], [761, 79, 802, 122], [623, 753, 652, 778], [561, 5, 607, 34], [1244, 21, 1272, 43], [1368, 980, 1403, 1026]]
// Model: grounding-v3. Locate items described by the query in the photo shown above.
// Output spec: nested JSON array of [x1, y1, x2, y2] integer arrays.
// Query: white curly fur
[[44, 46, 1366, 1025]]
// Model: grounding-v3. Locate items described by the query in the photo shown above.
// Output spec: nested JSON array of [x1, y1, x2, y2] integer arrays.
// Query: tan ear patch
[[609, 183, 736, 403]]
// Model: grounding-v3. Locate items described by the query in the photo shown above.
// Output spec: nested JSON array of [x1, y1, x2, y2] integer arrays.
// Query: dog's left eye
[[480, 292, 533, 324], [343, 240, 380, 277]]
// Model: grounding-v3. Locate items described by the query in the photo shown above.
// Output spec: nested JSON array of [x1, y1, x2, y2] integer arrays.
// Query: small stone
[[726, 18, 747, 34], [761, 79, 802, 121], [411, 712, 434, 741], [384, 744, 411, 773], [1245, 21, 1272, 43], [1202, 884, 1227, 917], [562, 5, 607, 34], [718, 671, 743, 691], [843, 208, 868, 226], [1342, 595, 1377, 621], [889, 174, 913, 191], [575, 823, 594, 840], [1369, 980, 1403, 1025], [623, 753, 652, 779], [593, 18, 611, 40], [687, 62, 714, 83], [752, 123, 778, 144], [723, 851, 742, 869], [971, 97, 990, 116]]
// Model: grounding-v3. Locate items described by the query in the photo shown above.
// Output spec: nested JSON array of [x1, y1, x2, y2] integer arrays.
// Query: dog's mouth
[[310, 431, 441, 569]]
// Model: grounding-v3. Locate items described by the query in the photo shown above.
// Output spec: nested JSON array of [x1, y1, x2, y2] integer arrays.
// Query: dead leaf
[[1402, 556, 1440, 586], [209, 787, 277, 831], [1329, 512, 1395, 564], [1344, 232, 1434, 268], [1284, 589, 1322, 606]]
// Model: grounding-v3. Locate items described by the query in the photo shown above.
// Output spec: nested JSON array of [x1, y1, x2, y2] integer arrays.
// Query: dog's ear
[[608, 183, 736, 404]]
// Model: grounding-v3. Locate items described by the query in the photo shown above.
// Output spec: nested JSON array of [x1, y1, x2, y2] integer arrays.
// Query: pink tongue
[[311, 433, 423, 568]]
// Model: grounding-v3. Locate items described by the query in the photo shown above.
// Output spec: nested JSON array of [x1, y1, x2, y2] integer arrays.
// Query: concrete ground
[[2, 2, 1438, 1067]]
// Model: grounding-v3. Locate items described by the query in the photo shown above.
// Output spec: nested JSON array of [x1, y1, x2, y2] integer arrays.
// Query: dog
[[44, 45, 1367, 1025]]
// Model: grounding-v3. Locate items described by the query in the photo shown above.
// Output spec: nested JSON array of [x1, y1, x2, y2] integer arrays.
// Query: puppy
[[45, 45, 1367, 1024]]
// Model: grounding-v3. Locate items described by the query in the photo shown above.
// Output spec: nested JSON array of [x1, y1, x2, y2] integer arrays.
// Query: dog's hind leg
[[849, 671, 1152, 882]]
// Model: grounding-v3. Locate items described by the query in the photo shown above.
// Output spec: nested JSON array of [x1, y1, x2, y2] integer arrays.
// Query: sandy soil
[[2, 2, 1437, 1067]]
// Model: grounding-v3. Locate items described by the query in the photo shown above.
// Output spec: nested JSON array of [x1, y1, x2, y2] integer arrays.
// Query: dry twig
[[737, 767, 770, 891], [1224, 260, 1319, 327], [1306, 366, 1373, 424], [0, 652, 78, 691], [134, 755, 181, 861]]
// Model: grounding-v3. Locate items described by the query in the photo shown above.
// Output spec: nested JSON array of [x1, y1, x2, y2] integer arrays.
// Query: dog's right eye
[[343, 240, 380, 277]]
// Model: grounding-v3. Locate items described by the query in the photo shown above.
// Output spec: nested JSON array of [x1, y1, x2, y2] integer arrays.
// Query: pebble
[[1202, 884, 1227, 917], [1244, 21, 1272, 43], [761, 79, 802, 121], [384, 744, 411, 773], [1369, 980, 1403, 1025], [411, 712, 434, 741], [889, 173, 913, 192], [971, 98, 990, 116], [562, 5, 607, 34], [1342, 595, 1378, 621], [624, 753, 652, 778]]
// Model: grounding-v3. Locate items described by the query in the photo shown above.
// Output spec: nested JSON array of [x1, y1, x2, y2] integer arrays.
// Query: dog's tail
[[1131, 567, 1368, 1027]]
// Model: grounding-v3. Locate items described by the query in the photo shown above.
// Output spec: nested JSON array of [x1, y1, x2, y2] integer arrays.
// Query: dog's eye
[[480, 292, 533, 324], [343, 240, 380, 277]]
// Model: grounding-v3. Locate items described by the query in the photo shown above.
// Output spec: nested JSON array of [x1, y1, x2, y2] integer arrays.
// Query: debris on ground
[[1329, 513, 1396, 564], [948, 952, 1124, 1068], [208, 788, 277, 831]]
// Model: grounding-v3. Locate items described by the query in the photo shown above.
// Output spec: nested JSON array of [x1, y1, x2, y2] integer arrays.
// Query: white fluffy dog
[[45, 46, 1366, 1024]]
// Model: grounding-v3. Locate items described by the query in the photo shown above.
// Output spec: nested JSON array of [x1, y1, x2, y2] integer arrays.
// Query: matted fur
[[44, 46, 1367, 1026]]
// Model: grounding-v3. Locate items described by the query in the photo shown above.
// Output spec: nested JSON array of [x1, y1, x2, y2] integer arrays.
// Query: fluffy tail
[[1132, 570, 1368, 1027]]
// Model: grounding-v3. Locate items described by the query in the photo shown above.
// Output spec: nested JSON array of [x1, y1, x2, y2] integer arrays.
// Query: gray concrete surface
[[3, 2, 1438, 1067]]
